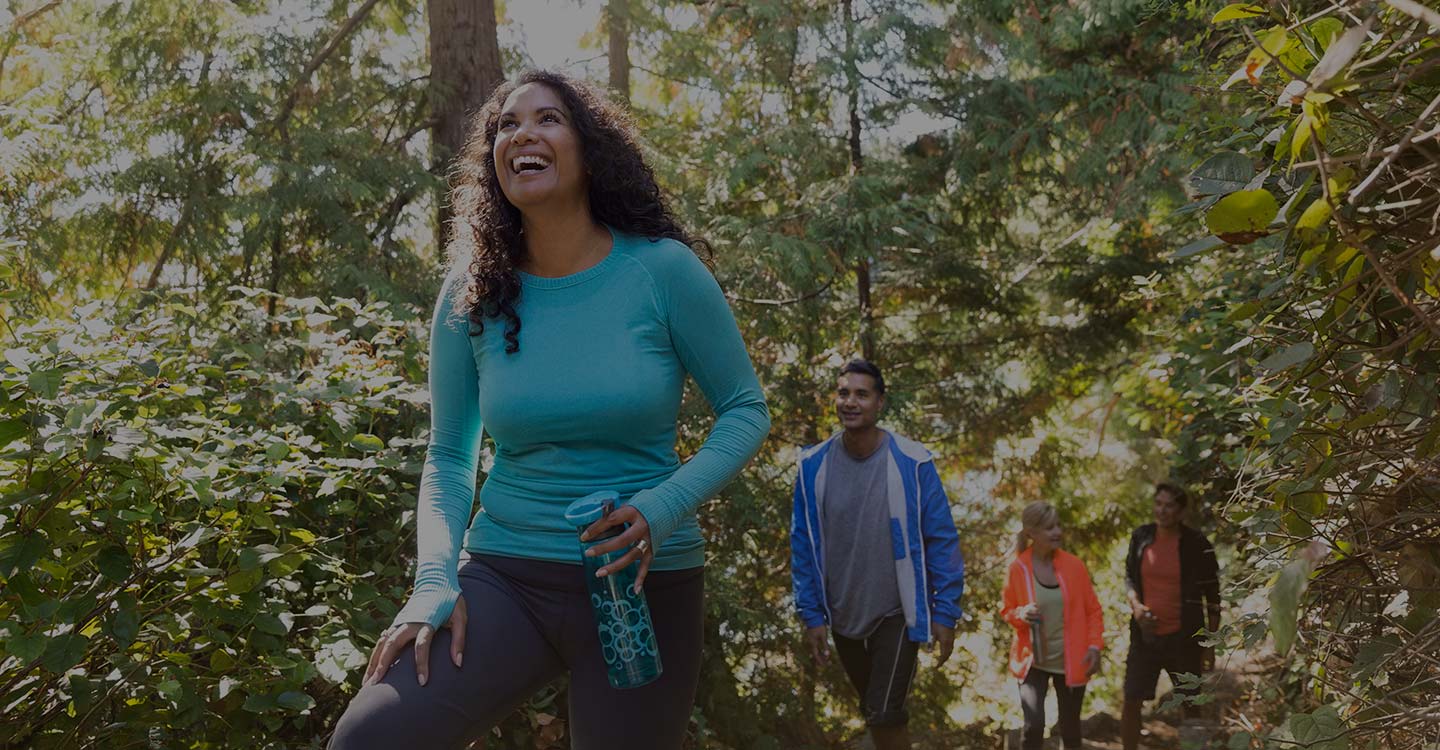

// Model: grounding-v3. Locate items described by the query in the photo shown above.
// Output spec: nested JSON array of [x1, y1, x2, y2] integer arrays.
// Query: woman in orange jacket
[[1001, 501, 1105, 750]]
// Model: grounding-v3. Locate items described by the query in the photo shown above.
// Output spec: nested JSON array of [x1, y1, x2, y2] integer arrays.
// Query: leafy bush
[[0, 288, 434, 748], [1154, 2, 1440, 747]]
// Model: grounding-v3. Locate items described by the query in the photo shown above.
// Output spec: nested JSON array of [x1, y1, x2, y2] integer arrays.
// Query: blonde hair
[[1014, 501, 1060, 556]]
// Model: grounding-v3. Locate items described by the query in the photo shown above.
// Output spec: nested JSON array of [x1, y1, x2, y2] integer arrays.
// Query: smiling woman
[[326, 70, 771, 750]]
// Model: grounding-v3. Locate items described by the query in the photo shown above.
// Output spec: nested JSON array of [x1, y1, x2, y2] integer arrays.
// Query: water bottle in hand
[[565, 491, 663, 689]]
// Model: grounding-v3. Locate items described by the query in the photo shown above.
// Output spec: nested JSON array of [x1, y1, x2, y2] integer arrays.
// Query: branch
[[725, 277, 834, 306], [10, 0, 62, 30], [270, 0, 385, 133], [1350, 90, 1440, 201]]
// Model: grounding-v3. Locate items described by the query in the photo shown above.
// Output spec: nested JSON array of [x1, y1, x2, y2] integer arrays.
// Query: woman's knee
[[328, 688, 426, 750]]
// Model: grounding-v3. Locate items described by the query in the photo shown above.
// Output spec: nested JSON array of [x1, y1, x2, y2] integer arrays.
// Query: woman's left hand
[[1083, 646, 1102, 677], [580, 504, 655, 593]]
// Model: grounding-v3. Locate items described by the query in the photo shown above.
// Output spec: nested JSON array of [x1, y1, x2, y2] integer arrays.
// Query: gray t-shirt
[[821, 440, 903, 639]]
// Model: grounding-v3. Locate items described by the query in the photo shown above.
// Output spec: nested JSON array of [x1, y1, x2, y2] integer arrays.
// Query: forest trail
[[841, 647, 1278, 749]]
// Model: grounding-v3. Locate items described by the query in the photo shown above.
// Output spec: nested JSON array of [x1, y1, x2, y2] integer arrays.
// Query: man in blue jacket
[[790, 359, 965, 750]]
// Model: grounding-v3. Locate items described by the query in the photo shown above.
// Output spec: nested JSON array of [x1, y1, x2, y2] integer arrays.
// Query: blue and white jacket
[[790, 430, 965, 643]]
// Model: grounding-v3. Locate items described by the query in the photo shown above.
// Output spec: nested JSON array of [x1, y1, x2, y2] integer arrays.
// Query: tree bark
[[607, 0, 631, 105], [428, 0, 504, 249]]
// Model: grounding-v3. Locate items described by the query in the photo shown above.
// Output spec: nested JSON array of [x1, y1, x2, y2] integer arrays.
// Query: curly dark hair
[[444, 69, 710, 353]]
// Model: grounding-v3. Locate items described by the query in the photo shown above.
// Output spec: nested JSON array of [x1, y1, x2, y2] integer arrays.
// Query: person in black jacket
[[1121, 483, 1221, 750]]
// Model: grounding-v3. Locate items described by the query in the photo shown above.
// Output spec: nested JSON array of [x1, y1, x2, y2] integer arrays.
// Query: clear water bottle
[[565, 491, 663, 689]]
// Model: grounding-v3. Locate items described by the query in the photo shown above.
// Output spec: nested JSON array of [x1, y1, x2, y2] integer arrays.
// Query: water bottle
[[565, 491, 663, 689], [1031, 619, 1046, 666]]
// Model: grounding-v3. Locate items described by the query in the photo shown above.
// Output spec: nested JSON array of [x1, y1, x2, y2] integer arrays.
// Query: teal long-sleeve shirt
[[392, 230, 771, 629]]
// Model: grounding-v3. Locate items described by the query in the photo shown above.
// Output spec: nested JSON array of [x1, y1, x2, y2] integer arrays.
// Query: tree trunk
[[843, 0, 873, 361], [606, 0, 631, 105], [428, 0, 504, 250]]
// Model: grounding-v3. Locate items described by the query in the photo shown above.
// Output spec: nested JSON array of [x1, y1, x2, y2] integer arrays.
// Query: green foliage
[[13, 0, 1436, 747], [1137, 0, 1440, 746], [2, 0, 440, 308], [0, 288, 433, 747]]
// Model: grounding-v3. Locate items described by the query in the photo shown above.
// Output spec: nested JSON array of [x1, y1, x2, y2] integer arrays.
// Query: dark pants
[[832, 614, 920, 728], [1124, 631, 1205, 701], [1019, 668, 1085, 750], [328, 554, 704, 750]]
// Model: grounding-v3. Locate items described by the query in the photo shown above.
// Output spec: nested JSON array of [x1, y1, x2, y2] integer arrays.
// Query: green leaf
[[7, 632, 45, 662], [1270, 558, 1312, 656], [276, 691, 315, 712], [27, 369, 62, 399], [1173, 235, 1226, 259], [41, 633, 86, 673], [0, 530, 50, 578], [1308, 20, 1372, 88], [1241, 26, 1293, 84], [1290, 706, 1345, 749], [111, 605, 139, 645], [0, 418, 27, 446], [1187, 152, 1253, 196], [1290, 492, 1328, 519], [1258, 342, 1314, 372], [1334, 254, 1365, 319], [96, 546, 131, 582], [237, 547, 262, 571], [349, 433, 384, 452], [210, 649, 235, 672], [1296, 198, 1333, 244], [267, 552, 305, 577], [225, 568, 264, 594], [1206, 190, 1279, 241], [1352, 636, 1400, 680], [253, 613, 290, 635], [265, 442, 291, 461], [158, 679, 184, 701], [1226, 300, 1264, 322], [1309, 18, 1344, 49], [243, 693, 277, 713], [1212, 3, 1266, 23], [1290, 99, 1329, 163]]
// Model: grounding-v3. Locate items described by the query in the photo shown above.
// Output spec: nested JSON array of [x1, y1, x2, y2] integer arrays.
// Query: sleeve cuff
[[391, 580, 462, 631], [628, 486, 685, 550]]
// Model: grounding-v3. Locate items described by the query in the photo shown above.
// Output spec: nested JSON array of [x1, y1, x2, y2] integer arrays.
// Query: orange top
[[1001, 547, 1105, 687], [1141, 529, 1182, 635]]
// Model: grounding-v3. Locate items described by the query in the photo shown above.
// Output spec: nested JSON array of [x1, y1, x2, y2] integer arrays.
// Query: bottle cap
[[564, 491, 619, 528]]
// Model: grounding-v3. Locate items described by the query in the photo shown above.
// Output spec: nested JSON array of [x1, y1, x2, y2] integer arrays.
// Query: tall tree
[[3, 0, 440, 305], [428, 0, 504, 242], [606, 0, 631, 104], [842, 0, 874, 361]]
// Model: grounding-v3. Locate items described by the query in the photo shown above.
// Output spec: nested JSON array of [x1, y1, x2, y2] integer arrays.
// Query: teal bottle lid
[[564, 491, 619, 528]]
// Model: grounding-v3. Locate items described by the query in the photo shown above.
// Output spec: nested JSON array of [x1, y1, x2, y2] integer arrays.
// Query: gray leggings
[[328, 554, 704, 750]]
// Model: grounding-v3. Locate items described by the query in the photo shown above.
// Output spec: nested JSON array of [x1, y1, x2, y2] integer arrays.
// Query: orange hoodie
[[1001, 547, 1105, 687]]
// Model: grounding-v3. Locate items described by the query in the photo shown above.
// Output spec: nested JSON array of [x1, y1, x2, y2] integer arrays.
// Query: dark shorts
[[832, 614, 920, 728], [1124, 631, 1205, 701], [329, 554, 704, 750]]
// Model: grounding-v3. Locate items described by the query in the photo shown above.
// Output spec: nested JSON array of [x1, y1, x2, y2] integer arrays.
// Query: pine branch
[[270, 0, 385, 134]]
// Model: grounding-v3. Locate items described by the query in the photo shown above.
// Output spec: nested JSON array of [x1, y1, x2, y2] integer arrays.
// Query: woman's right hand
[[363, 594, 468, 688], [1018, 603, 1042, 623]]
